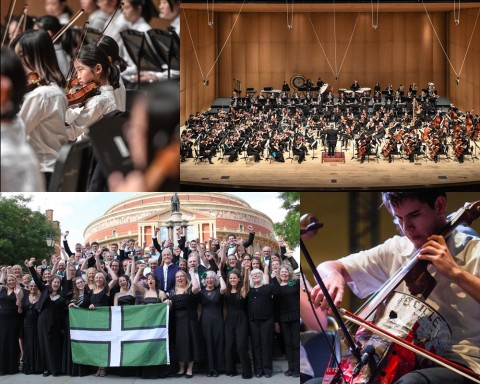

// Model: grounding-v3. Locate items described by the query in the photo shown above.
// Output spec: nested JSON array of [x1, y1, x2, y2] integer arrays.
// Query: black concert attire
[[247, 142, 261, 162], [274, 280, 300, 376], [224, 292, 252, 378], [0, 287, 22, 374], [326, 128, 338, 156], [247, 283, 278, 377], [29, 266, 67, 376], [169, 288, 203, 364], [200, 288, 225, 375], [292, 141, 306, 163]]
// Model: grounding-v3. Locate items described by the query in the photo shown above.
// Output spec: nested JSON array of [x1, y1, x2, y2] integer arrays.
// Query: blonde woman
[[275, 264, 300, 378], [169, 268, 201, 378], [88, 264, 117, 377], [0, 268, 23, 374]]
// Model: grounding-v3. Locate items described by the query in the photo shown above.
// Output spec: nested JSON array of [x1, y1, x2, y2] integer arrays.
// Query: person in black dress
[[0, 270, 23, 375], [224, 269, 252, 379], [247, 267, 277, 378], [274, 265, 300, 377], [88, 267, 118, 377], [21, 279, 41, 374], [27, 258, 67, 377], [63, 273, 91, 377], [169, 268, 202, 378], [200, 270, 226, 377]]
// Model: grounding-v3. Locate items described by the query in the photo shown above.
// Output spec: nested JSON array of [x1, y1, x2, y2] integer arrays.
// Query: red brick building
[[83, 193, 277, 251]]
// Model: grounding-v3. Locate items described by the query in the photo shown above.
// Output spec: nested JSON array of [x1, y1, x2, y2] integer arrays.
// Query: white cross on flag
[[69, 304, 169, 367]]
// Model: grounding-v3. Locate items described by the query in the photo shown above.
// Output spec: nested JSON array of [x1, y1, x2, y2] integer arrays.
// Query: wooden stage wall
[[181, 8, 480, 122]]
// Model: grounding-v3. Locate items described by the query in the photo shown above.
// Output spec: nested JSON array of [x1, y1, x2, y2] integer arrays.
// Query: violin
[[26, 72, 46, 92], [65, 81, 99, 108]]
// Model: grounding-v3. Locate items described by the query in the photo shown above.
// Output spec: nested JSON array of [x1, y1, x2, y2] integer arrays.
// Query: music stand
[[147, 29, 180, 80], [121, 29, 166, 89], [85, 27, 101, 44]]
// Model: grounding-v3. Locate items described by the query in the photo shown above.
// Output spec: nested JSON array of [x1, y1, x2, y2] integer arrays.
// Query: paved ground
[[0, 372, 299, 384]]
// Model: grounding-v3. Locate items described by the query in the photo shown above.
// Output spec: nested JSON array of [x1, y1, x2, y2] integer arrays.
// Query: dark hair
[[91, 241, 99, 246], [166, 0, 180, 12], [13, 29, 66, 88], [0, 47, 27, 119], [77, 43, 120, 89], [382, 191, 447, 211], [128, 0, 157, 23], [97, 35, 127, 72], [226, 269, 242, 297], [35, 15, 62, 35]]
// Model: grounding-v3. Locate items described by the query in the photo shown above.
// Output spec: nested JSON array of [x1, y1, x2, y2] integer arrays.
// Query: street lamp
[[46, 233, 55, 254]]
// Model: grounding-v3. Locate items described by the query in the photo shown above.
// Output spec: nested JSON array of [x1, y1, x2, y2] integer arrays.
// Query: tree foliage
[[273, 192, 300, 250], [0, 194, 59, 266]]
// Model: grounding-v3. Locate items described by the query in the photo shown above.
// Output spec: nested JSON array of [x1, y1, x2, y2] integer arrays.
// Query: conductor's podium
[[322, 152, 345, 163]]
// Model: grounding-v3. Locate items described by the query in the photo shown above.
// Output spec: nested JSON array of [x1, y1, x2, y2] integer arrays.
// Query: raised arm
[[26, 258, 47, 292], [264, 264, 270, 285], [189, 267, 200, 294], [217, 270, 227, 295], [106, 262, 118, 290], [63, 231, 74, 257], [241, 267, 250, 298], [242, 225, 255, 248], [152, 227, 162, 252]]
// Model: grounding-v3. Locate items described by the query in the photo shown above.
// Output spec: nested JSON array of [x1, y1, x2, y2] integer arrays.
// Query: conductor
[[326, 125, 338, 157]]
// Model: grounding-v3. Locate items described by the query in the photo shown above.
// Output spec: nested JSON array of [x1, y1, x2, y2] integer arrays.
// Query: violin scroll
[[300, 213, 323, 239]]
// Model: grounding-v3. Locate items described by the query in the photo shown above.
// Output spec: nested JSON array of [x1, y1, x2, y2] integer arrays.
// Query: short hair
[[382, 191, 446, 211], [201, 270, 219, 287], [91, 241, 99, 246]]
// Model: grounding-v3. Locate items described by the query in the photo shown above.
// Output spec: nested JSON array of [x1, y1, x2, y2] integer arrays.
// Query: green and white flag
[[69, 303, 169, 367]]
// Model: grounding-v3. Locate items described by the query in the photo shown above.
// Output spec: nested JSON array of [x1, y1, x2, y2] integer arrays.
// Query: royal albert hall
[[83, 193, 278, 251]]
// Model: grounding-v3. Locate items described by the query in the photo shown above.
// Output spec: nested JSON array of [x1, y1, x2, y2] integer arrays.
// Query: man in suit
[[154, 248, 179, 293], [326, 125, 338, 157]]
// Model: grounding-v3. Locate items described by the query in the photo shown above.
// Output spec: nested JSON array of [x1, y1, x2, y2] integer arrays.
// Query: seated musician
[[199, 138, 214, 164], [292, 136, 307, 164], [269, 139, 285, 162], [223, 138, 238, 162], [247, 138, 261, 162], [311, 191, 480, 384]]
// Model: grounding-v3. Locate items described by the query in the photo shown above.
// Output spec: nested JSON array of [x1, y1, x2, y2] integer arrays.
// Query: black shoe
[[206, 372, 213, 377], [265, 373, 272, 378], [185, 374, 193, 379], [209, 160, 214, 164], [43, 371, 50, 377], [255, 373, 263, 378], [213, 371, 219, 377], [242, 374, 252, 379], [292, 372, 300, 378], [175, 372, 185, 378], [284, 370, 293, 376]]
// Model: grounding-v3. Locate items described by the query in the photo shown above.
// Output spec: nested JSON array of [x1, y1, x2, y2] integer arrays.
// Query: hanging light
[[46, 233, 55, 248]]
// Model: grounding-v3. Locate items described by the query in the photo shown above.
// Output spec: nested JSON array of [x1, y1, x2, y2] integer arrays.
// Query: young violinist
[[310, 191, 480, 384], [65, 43, 120, 141], [1, 47, 45, 191], [13, 29, 68, 190]]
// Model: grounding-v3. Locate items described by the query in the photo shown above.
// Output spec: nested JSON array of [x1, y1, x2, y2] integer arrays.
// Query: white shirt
[[18, 83, 68, 172], [88, 9, 109, 31], [1, 117, 45, 191], [340, 230, 480, 373], [55, 44, 70, 77], [114, 77, 126, 112], [65, 85, 117, 141]]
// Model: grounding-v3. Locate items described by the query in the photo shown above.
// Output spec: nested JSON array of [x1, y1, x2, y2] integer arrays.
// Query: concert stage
[[180, 146, 480, 190]]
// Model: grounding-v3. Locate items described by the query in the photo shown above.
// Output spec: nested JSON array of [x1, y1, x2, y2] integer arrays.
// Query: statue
[[171, 193, 180, 213]]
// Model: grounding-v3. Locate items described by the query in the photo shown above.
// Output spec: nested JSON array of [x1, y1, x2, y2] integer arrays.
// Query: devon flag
[[69, 304, 169, 367]]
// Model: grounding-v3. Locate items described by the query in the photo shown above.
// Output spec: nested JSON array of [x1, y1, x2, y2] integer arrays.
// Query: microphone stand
[[300, 237, 363, 364]]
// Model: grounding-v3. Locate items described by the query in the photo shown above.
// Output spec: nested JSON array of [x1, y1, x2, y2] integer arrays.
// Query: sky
[[1, 192, 288, 247]]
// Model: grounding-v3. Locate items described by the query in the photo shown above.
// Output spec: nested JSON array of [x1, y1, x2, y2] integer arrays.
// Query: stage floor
[[180, 148, 480, 190]]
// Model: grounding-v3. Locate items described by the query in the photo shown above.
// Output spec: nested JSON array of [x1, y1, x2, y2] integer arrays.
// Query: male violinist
[[311, 191, 480, 384]]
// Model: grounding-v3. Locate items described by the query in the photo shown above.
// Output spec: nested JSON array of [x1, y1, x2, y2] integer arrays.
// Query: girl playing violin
[[65, 43, 120, 141], [13, 29, 68, 190]]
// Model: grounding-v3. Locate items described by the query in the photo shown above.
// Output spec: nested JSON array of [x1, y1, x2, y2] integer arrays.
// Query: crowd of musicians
[[1, 0, 180, 192], [181, 79, 479, 165]]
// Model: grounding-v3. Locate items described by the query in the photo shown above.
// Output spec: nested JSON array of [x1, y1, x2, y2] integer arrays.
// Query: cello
[[304, 201, 480, 384]]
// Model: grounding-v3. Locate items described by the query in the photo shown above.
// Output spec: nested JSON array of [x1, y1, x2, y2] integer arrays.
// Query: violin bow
[[341, 309, 480, 383], [1, 0, 17, 48], [52, 9, 85, 44]]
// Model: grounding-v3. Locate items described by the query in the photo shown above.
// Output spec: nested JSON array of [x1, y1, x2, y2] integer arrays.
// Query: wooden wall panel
[[448, 8, 480, 112], [181, 8, 479, 120]]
